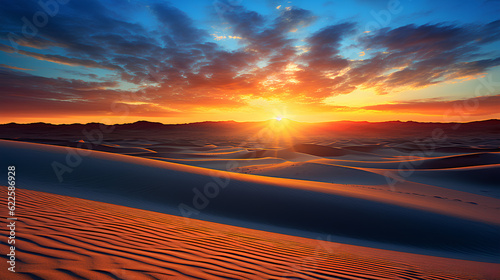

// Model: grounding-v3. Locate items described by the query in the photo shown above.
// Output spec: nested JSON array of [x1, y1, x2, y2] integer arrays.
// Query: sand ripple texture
[[1, 188, 497, 280]]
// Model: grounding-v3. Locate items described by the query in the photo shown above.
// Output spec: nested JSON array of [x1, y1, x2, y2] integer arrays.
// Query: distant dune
[[289, 143, 348, 157]]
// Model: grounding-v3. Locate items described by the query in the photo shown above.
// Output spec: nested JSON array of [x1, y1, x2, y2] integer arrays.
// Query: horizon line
[[1, 118, 499, 126]]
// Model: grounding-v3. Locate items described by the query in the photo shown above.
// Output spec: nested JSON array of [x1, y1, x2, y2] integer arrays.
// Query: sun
[[276, 116, 282, 121]]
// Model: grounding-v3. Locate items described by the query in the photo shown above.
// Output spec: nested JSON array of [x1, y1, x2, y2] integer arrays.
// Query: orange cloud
[[0, 64, 33, 71], [361, 95, 500, 117]]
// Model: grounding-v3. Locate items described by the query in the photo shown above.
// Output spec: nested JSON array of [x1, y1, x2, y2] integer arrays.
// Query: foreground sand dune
[[1, 188, 498, 280], [1, 140, 500, 264]]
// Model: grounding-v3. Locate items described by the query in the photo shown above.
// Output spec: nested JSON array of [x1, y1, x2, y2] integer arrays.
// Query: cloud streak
[[361, 95, 500, 116]]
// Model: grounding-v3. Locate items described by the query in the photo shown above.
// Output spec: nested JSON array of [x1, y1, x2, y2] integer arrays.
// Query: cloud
[[0, 64, 33, 71], [0, 44, 122, 70], [0, 67, 244, 120], [477, 19, 500, 44], [351, 22, 500, 94], [152, 2, 208, 45], [361, 95, 500, 116]]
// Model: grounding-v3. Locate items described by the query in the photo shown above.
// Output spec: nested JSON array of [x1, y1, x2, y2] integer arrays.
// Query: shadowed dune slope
[[319, 152, 500, 169], [288, 144, 348, 157], [418, 152, 500, 169], [404, 165, 500, 192], [236, 161, 390, 185]]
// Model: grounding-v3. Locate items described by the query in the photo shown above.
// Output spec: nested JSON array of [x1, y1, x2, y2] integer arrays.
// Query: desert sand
[[0, 120, 499, 279], [1, 187, 497, 279]]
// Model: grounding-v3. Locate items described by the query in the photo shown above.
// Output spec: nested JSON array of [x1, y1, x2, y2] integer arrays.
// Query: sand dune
[[2, 188, 498, 280], [417, 152, 500, 169], [401, 164, 500, 197], [146, 157, 287, 170], [1, 139, 500, 264], [236, 161, 390, 185], [318, 152, 500, 169], [327, 152, 500, 169], [289, 144, 348, 157]]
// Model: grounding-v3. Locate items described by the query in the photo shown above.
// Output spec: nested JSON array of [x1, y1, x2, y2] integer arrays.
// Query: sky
[[1, 0, 500, 124]]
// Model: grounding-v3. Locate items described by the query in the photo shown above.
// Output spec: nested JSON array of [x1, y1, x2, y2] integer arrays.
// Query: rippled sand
[[1, 188, 497, 280]]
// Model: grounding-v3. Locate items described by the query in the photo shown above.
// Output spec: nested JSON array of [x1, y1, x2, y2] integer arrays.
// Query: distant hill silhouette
[[1, 119, 499, 140]]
